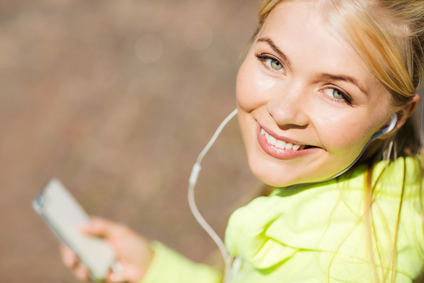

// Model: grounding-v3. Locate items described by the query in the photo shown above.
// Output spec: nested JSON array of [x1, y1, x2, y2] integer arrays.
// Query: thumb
[[79, 216, 120, 239]]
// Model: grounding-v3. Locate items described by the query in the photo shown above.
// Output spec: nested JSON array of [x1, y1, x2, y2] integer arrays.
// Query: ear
[[394, 94, 420, 129], [377, 94, 420, 139]]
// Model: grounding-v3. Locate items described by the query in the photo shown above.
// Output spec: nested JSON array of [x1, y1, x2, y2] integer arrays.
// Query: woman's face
[[237, 1, 396, 186]]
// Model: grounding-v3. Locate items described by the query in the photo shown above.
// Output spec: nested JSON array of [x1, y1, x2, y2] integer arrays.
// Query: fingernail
[[111, 262, 123, 274]]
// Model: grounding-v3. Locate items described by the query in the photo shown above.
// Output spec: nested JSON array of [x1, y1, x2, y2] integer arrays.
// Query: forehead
[[259, 1, 389, 103]]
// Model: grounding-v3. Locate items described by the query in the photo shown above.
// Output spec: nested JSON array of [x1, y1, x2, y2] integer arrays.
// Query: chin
[[247, 156, 301, 187], [247, 153, 344, 187]]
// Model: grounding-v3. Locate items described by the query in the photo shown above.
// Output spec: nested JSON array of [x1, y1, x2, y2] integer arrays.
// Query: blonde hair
[[256, 0, 424, 159], [255, 0, 424, 282]]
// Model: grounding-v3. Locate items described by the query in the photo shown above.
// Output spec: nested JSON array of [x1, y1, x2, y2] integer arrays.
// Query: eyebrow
[[257, 37, 368, 96], [257, 37, 292, 68], [316, 73, 369, 96]]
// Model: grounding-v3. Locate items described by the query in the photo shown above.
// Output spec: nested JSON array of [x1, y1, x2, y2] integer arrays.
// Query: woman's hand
[[60, 216, 154, 283]]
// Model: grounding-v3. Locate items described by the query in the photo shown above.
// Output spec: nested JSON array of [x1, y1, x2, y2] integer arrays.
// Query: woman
[[61, 0, 424, 282]]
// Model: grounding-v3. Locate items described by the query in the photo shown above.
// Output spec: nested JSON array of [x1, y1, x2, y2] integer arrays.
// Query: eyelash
[[255, 53, 284, 72], [255, 53, 354, 106], [323, 88, 353, 105]]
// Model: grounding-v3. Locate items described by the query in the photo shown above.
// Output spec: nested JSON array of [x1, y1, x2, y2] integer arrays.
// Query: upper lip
[[259, 123, 313, 146]]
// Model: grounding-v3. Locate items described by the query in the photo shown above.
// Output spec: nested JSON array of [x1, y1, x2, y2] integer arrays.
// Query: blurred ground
[[0, 0, 261, 282]]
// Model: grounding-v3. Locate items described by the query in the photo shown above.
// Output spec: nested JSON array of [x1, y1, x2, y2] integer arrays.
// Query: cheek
[[236, 61, 257, 112], [315, 112, 378, 156], [236, 58, 278, 112], [320, 89, 392, 154]]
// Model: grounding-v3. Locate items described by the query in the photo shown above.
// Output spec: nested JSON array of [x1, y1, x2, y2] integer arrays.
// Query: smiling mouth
[[260, 128, 317, 151]]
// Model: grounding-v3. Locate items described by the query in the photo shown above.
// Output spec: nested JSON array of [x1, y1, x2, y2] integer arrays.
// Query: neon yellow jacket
[[140, 157, 424, 283]]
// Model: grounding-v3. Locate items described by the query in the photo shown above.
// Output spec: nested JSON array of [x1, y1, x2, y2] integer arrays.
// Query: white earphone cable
[[188, 109, 395, 283], [188, 108, 238, 283]]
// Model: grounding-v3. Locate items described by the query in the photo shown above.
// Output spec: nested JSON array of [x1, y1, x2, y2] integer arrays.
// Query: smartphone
[[33, 178, 116, 281]]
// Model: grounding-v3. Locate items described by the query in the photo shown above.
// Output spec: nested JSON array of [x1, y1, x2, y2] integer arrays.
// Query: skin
[[60, 217, 154, 283], [61, 1, 420, 281], [236, 1, 419, 186]]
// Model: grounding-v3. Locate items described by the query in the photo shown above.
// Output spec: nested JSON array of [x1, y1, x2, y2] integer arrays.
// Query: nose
[[266, 84, 310, 130]]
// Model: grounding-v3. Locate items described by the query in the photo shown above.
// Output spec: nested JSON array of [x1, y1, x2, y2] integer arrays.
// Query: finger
[[80, 216, 127, 239], [60, 245, 78, 268], [78, 216, 109, 235], [73, 264, 90, 282]]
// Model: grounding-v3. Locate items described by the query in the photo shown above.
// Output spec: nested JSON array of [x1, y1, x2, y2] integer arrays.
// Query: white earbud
[[371, 114, 397, 140]]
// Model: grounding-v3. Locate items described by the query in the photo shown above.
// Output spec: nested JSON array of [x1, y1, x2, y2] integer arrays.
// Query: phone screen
[[33, 179, 116, 281]]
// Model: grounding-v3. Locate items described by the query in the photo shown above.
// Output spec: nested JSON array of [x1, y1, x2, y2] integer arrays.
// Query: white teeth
[[266, 134, 277, 146], [261, 128, 304, 151], [275, 140, 286, 149]]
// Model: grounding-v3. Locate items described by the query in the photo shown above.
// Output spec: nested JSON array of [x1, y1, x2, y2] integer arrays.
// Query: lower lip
[[256, 124, 318, 160]]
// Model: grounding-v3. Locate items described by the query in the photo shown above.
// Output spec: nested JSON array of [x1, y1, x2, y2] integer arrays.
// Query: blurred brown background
[[0, 0, 261, 281]]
